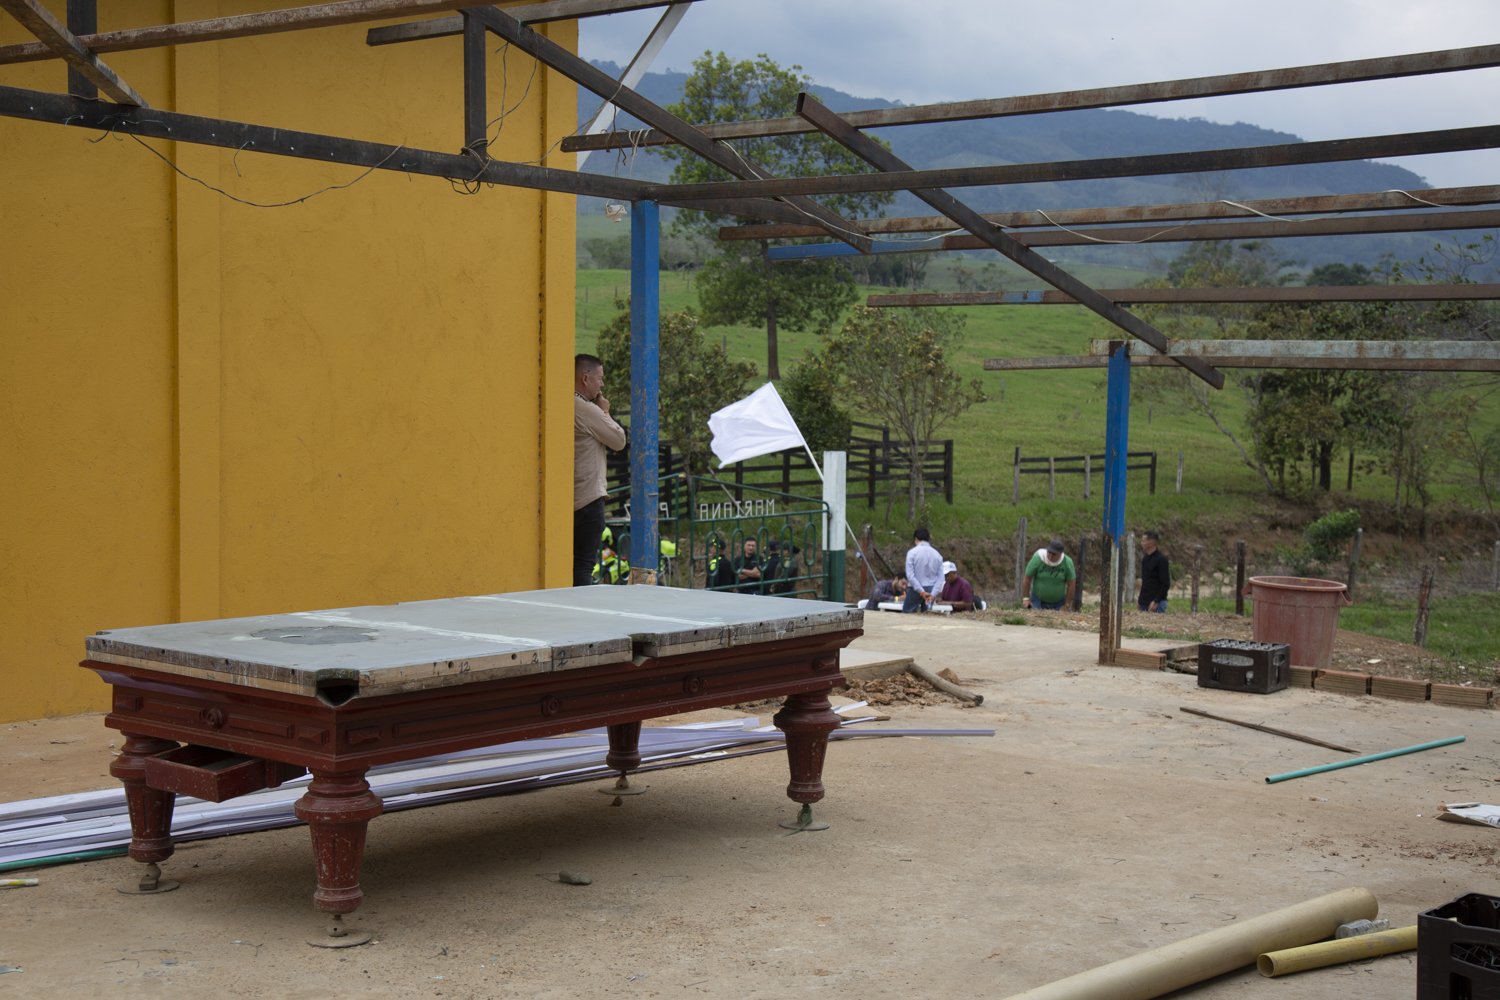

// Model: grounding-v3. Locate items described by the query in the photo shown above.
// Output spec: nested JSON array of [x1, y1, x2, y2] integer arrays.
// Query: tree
[[662, 52, 895, 378], [1133, 240, 1294, 493], [595, 302, 755, 476], [816, 307, 985, 521], [1243, 295, 1402, 495], [779, 353, 852, 455]]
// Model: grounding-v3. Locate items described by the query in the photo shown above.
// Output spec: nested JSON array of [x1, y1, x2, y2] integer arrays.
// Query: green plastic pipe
[[1265, 735, 1465, 784], [0, 847, 125, 873]]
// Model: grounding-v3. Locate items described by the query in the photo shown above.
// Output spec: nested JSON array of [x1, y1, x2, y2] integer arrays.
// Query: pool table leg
[[601, 721, 648, 800], [773, 689, 841, 805], [111, 732, 180, 891], [294, 769, 384, 915]]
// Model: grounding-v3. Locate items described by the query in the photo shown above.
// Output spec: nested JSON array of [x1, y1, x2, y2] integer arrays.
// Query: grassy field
[[575, 264, 1463, 526]]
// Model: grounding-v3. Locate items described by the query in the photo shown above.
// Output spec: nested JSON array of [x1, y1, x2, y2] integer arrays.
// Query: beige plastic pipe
[[1003, 887, 1377, 1000], [1258, 925, 1417, 977]]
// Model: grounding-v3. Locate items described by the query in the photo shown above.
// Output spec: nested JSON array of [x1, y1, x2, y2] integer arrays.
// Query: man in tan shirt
[[573, 353, 627, 586]]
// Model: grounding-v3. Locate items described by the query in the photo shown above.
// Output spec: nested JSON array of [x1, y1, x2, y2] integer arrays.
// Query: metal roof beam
[[0, 0, 665, 66], [764, 208, 1500, 260], [366, 0, 689, 46], [794, 92, 1222, 390], [565, 43, 1500, 152], [984, 341, 1500, 372], [720, 185, 1500, 241], [0, 0, 146, 105], [647, 123, 1500, 202], [0, 82, 647, 199], [470, 5, 872, 251], [870, 284, 1500, 308]]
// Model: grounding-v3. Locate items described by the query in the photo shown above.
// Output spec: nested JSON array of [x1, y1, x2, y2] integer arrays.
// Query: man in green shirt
[[1022, 540, 1076, 610]]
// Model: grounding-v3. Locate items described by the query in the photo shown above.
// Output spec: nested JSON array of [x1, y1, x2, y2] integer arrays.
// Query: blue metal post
[[629, 200, 660, 582], [1103, 342, 1130, 540], [1100, 342, 1131, 660]]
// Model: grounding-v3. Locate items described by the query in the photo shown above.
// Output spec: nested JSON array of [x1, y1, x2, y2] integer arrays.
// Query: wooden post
[[1190, 543, 1203, 614], [1084, 454, 1092, 501], [1012, 446, 1021, 505], [1347, 448, 1356, 491], [1414, 565, 1435, 647], [1149, 451, 1157, 495], [1048, 456, 1056, 500], [859, 523, 873, 597], [1125, 531, 1137, 602], [944, 441, 954, 504], [1176, 450, 1184, 494], [1235, 540, 1247, 616], [1346, 527, 1363, 600], [1492, 540, 1499, 591], [1098, 343, 1130, 664], [1015, 516, 1028, 596], [1074, 536, 1087, 611]]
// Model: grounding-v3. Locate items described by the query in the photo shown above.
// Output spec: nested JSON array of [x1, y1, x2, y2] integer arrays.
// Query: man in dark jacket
[[1138, 530, 1171, 612], [706, 536, 737, 590]]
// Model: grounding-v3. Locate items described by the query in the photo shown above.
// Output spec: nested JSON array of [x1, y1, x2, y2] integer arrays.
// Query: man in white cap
[[937, 560, 979, 612], [1022, 539, 1076, 610]]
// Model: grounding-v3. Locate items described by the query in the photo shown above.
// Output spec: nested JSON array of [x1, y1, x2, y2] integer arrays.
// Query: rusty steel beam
[[366, 0, 689, 46], [870, 284, 1500, 308], [471, 5, 871, 251], [565, 43, 1500, 152], [646, 124, 1500, 202], [719, 185, 1500, 241], [1093, 339, 1500, 362], [776, 208, 1500, 259], [0, 0, 658, 66], [984, 341, 1500, 373], [795, 92, 1223, 389], [0, 0, 146, 105]]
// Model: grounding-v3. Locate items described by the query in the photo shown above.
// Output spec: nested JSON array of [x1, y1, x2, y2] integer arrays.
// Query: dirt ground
[[3, 613, 1498, 999]]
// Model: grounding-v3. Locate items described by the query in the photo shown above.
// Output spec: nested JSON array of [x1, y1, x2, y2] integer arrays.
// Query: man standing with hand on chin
[[573, 354, 626, 587], [902, 527, 944, 613]]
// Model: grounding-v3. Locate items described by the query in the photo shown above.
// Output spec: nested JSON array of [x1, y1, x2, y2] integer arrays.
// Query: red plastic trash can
[[1244, 576, 1352, 668]]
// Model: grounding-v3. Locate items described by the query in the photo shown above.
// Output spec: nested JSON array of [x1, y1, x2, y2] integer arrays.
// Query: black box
[[1197, 639, 1289, 694], [1420, 893, 1500, 999]]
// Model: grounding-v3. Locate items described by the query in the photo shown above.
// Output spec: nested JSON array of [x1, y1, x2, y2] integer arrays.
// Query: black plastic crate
[[1197, 639, 1289, 694], [1420, 893, 1500, 1000]]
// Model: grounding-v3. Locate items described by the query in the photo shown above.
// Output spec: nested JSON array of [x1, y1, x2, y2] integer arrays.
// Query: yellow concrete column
[[539, 20, 579, 588], [171, 0, 223, 621]]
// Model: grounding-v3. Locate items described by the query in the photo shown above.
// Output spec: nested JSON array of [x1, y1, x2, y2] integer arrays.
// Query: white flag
[[707, 382, 808, 466]]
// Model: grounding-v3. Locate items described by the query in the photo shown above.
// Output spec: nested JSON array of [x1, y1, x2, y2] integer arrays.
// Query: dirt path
[[2, 614, 1496, 998]]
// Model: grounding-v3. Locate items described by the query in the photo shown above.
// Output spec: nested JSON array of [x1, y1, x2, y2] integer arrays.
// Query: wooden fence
[[1012, 446, 1157, 503], [848, 422, 954, 506]]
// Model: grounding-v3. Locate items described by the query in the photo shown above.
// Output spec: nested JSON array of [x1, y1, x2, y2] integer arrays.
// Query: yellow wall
[[0, 4, 577, 722]]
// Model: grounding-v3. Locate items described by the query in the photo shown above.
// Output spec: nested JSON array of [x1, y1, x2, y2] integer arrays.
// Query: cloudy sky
[[580, 0, 1500, 189]]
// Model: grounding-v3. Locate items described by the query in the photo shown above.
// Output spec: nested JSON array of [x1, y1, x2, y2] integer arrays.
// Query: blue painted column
[[1099, 342, 1131, 660], [628, 200, 660, 583]]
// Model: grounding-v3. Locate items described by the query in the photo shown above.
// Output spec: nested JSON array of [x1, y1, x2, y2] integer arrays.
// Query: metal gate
[[596, 474, 831, 600]]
